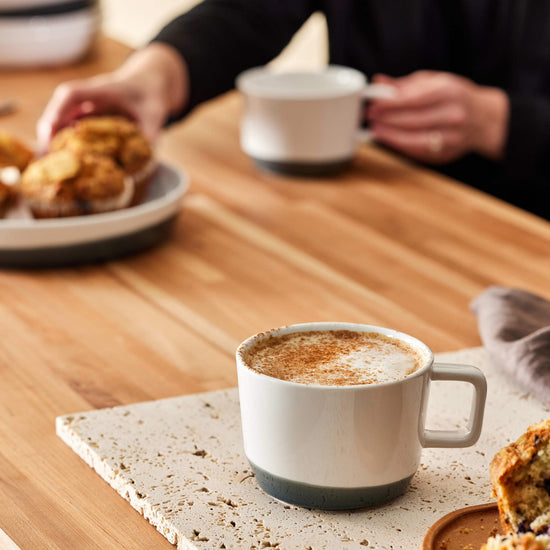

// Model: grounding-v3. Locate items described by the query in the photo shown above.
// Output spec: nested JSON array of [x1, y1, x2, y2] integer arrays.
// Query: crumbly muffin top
[[50, 116, 152, 173], [483, 533, 550, 550], [20, 150, 126, 203], [490, 419, 550, 535], [0, 132, 34, 171]]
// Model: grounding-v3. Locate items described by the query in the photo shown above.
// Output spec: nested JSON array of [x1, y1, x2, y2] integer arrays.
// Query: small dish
[[0, 162, 188, 268], [423, 502, 501, 550]]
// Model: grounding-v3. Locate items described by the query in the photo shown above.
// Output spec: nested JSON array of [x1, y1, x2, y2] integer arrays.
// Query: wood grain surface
[[1, 36, 550, 549]]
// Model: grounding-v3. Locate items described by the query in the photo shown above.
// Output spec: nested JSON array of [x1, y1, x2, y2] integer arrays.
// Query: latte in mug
[[237, 322, 487, 509], [243, 329, 426, 386]]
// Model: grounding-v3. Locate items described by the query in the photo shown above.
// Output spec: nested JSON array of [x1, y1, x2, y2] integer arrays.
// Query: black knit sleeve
[[151, 0, 317, 120], [503, 94, 550, 183]]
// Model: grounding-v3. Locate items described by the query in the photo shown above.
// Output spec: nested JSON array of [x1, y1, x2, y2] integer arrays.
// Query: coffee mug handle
[[357, 84, 397, 143], [420, 363, 487, 448]]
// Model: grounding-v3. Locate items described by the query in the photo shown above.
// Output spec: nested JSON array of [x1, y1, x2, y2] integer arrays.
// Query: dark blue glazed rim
[[250, 460, 414, 510], [0, 1, 96, 17], [0, 215, 177, 269]]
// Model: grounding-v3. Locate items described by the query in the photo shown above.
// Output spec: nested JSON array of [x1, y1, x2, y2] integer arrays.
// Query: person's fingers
[[393, 70, 440, 83], [372, 71, 435, 87], [37, 82, 103, 151], [369, 73, 466, 115], [371, 82, 447, 113], [36, 80, 139, 152], [371, 122, 462, 164], [368, 102, 466, 131], [371, 74, 398, 85], [374, 71, 445, 90], [133, 103, 166, 144], [36, 68, 166, 153], [36, 85, 73, 151]]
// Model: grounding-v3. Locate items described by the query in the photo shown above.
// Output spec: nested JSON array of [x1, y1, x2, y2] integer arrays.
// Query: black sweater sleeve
[[151, 0, 317, 119], [503, 94, 550, 183]]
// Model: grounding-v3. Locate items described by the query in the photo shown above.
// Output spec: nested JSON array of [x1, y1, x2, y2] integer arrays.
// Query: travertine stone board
[[56, 348, 550, 550]]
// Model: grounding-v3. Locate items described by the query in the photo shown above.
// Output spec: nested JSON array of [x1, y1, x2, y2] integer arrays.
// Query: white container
[[0, 1, 100, 68]]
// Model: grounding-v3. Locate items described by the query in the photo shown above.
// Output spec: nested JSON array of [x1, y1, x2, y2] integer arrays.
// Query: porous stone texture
[[56, 348, 550, 549]]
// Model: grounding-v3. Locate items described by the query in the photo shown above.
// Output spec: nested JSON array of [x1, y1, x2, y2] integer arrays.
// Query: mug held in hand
[[236, 66, 395, 176]]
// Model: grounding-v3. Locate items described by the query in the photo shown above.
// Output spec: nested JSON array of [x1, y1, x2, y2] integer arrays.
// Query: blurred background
[[0, 0, 328, 71], [0, 0, 328, 69], [102, 0, 328, 70]]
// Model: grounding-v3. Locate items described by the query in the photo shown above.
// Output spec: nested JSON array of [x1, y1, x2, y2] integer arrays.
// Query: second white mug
[[236, 66, 395, 176]]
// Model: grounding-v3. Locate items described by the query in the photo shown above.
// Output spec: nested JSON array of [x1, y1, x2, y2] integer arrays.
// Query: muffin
[[50, 116, 155, 205], [0, 132, 33, 218], [19, 150, 134, 218], [0, 131, 34, 171], [489, 419, 550, 536], [482, 533, 550, 550], [0, 178, 14, 217], [481, 420, 550, 550]]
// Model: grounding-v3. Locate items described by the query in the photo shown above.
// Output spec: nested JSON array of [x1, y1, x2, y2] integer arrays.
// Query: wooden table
[[1, 36, 550, 549]]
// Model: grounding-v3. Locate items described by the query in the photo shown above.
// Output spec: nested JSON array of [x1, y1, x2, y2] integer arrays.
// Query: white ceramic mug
[[236, 322, 487, 510], [236, 66, 395, 176]]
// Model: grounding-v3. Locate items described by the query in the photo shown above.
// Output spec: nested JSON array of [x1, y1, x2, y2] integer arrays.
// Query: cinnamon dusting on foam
[[244, 330, 425, 386]]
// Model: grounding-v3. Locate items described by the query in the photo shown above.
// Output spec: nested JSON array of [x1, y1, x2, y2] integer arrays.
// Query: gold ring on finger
[[427, 130, 444, 154]]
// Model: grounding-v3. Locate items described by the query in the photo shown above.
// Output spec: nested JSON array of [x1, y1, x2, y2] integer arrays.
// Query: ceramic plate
[[0, 162, 188, 268], [423, 503, 501, 550]]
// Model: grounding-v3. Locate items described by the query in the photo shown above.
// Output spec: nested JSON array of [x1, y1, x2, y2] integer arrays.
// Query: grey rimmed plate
[[0, 162, 188, 268]]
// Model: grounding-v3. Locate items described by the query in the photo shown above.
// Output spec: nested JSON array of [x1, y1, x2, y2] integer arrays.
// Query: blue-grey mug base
[[252, 157, 352, 178], [249, 460, 414, 510]]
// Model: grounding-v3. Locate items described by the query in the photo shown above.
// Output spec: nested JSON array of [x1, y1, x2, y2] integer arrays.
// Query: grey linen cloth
[[471, 286, 550, 405]]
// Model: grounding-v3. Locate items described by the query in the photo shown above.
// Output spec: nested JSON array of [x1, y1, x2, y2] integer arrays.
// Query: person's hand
[[367, 71, 509, 164], [37, 43, 188, 153]]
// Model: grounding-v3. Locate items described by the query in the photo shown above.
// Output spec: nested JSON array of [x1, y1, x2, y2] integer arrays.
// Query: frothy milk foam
[[244, 330, 426, 386]]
